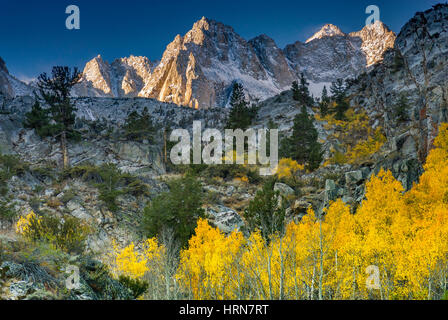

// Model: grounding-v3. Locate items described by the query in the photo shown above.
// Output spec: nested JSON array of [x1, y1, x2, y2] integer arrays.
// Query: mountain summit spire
[[306, 24, 345, 43]]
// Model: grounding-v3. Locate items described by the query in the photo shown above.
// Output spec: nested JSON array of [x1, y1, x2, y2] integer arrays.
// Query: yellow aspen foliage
[[319, 109, 386, 165], [350, 169, 407, 299], [240, 231, 275, 299], [400, 123, 448, 299], [111, 238, 165, 280], [16, 211, 40, 235], [345, 128, 386, 164], [176, 219, 244, 299], [275, 158, 304, 180], [109, 123, 448, 300]]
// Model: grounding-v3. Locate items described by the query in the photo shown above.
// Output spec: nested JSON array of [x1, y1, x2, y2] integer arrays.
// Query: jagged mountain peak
[[73, 16, 397, 107], [112, 55, 151, 67], [139, 16, 282, 108], [78, 54, 112, 96], [183, 16, 239, 47], [306, 24, 345, 43], [250, 34, 276, 44], [350, 20, 395, 40], [87, 54, 107, 67], [191, 16, 232, 30], [361, 20, 392, 32], [192, 16, 211, 30], [350, 21, 396, 67], [72, 53, 154, 98]]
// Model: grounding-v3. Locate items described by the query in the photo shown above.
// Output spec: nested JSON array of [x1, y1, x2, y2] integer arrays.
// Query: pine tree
[[334, 99, 349, 121], [292, 74, 313, 106], [37, 66, 82, 168], [281, 106, 323, 170], [330, 79, 348, 120], [319, 86, 330, 117], [330, 79, 346, 102], [226, 83, 254, 130], [23, 99, 54, 137], [292, 80, 300, 101], [308, 142, 323, 171], [244, 178, 286, 242], [142, 174, 205, 248], [123, 107, 156, 142], [394, 94, 410, 122], [299, 73, 312, 106]]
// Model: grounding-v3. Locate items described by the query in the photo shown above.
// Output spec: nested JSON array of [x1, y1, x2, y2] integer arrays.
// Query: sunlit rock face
[[112, 56, 153, 97], [73, 55, 153, 98], [305, 24, 346, 43], [349, 21, 397, 67], [138, 17, 285, 109]]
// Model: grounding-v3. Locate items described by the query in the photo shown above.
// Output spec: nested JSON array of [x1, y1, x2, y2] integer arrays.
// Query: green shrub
[[125, 179, 150, 197], [61, 163, 148, 212], [21, 214, 91, 254], [172, 162, 262, 185], [28, 197, 42, 212], [123, 107, 156, 142], [0, 174, 8, 195], [5, 240, 68, 279], [142, 174, 205, 248], [0, 200, 17, 221], [118, 275, 149, 299], [60, 189, 76, 204], [0, 153, 29, 195], [244, 178, 286, 242], [30, 166, 56, 181], [0, 154, 29, 177], [98, 188, 122, 213]]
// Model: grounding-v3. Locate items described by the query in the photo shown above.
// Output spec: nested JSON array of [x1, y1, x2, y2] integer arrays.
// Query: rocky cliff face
[[71, 18, 395, 108], [249, 34, 296, 88], [349, 21, 397, 67], [138, 17, 283, 108], [73, 55, 153, 98], [349, 3, 448, 161], [284, 22, 395, 84], [0, 57, 35, 99]]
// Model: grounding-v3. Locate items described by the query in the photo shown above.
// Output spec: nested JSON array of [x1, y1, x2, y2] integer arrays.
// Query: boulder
[[66, 200, 92, 221], [292, 200, 313, 216], [207, 205, 245, 234], [324, 179, 338, 202], [345, 170, 364, 185], [274, 183, 294, 197]]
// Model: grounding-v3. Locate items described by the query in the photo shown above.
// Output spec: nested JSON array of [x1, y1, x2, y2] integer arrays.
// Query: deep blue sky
[[0, 0, 443, 81]]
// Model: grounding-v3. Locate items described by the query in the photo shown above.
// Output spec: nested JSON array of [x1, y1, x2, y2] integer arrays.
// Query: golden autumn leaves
[[16, 124, 448, 300], [108, 124, 448, 300]]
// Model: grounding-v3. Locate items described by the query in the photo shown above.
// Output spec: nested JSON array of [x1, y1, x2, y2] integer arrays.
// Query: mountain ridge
[[2, 17, 396, 108], [73, 17, 396, 108]]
